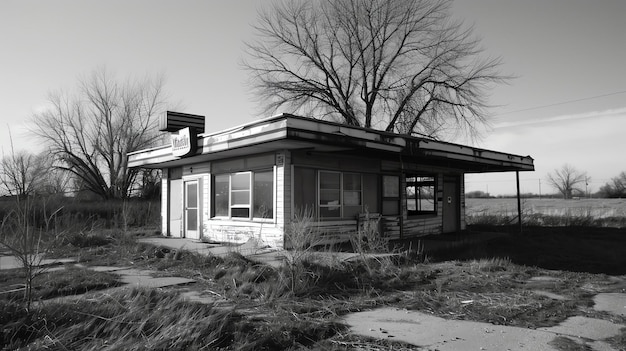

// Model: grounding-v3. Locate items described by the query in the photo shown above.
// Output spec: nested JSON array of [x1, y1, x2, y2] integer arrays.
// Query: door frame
[[183, 178, 201, 239], [442, 175, 460, 233]]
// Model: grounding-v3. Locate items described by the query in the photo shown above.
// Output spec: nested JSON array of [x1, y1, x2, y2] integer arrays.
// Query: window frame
[[230, 171, 252, 218], [405, 174, 437, 216], [382, 174, 400, 216], [253, 169, 274, 219], [317, 170, 363, 219], [212, 169, 274, 220]]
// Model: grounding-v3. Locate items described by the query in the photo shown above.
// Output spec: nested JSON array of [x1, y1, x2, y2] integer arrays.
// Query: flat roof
[[128, 113, 534, 173]]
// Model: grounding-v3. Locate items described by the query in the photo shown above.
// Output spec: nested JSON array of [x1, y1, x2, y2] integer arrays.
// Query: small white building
[[128, 113, 534, 248]]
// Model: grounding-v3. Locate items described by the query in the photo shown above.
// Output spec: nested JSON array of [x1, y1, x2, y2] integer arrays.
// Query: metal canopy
[[129, 113, 534, 173]]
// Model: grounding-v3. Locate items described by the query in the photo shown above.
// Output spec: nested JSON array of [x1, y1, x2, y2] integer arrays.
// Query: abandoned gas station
[[128, 112, 534, 248]]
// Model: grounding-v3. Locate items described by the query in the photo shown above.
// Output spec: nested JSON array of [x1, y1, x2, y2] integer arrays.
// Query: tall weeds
[[0, 197, 63, 310], [282, 207, 321, 294]]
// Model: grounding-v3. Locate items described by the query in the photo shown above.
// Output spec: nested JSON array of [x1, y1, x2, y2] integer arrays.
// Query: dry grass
[[2, 288, 241, 350], [395, 259, 590, 329], [3, 219, 626, 349], [0, 266, 121, 301]]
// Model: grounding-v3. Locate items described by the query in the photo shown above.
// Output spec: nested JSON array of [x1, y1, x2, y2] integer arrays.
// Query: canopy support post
[[516, 171, 522, 233]]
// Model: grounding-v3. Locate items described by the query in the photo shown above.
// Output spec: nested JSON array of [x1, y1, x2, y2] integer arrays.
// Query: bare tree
[[0, 150, 51, 197], [599, 171, 626, 198], [244, 0, 506, 140], [31, 68, 168, 199], [546, 164, 589, 199]]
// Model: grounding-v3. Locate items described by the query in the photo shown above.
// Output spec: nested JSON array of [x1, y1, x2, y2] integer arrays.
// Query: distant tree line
[[466, 166, 626, 199]]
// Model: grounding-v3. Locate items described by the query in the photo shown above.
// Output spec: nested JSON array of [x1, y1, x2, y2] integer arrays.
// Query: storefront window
[[254, 171, 274, 218], [318, 171, 362, 219], [213, 170, 273, 220], [214, 174, 229, 217], [406, 174, 436, 215]]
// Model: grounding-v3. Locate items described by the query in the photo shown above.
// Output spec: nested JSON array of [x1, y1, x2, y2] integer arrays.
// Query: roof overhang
[[128, 113, 534, 173]]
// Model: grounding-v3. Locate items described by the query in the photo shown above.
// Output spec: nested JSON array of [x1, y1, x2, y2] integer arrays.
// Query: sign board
[[160, 111, 205, 133], [171, 127, 197, 157]]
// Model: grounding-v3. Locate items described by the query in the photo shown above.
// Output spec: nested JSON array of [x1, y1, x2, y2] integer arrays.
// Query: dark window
[[214, 174, 229, 217], [318, 171, 362, 219], [253, 170, 274, 218], [319, 171, 341, 218], [406, 175, 436, 215], [382, 175, 400, 215]]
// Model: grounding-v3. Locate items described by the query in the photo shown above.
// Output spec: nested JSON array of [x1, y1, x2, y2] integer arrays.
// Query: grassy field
[[466, 198, 626, 227]]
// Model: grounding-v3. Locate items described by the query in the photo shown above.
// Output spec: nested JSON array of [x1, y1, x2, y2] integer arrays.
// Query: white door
[[184, 180, 200, 239], [169, 179, 182, 237]]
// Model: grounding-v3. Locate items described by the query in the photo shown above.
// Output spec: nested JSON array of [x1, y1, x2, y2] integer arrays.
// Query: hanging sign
[[171, 127, 197, 157]]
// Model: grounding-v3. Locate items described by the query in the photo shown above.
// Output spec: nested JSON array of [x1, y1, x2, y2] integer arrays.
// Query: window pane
[[186, 183, 197, 208], [320, 189, 341, 204], [406, 174, 436, 214], [214, 175, 229, 216], [254, 171, 273, 218], [320, 206, 341, 218], [383, 175, 399, 197], [418, 185, 435, 211], [343, 173, 361, 207], [320, 172, 340, 189], [382, 200, 399, 215], [407, 198, 417, 211], [419, 198, 435, 211], [343, 206, 361, 219], [187, 209, 197, 229], [231, 172, 250, 191], [343, 173, 361, 190], [406, 184, 416, 211], [232, 190, 250, 205], [406, 185, 416, 198], [344, 190, 361, 206]]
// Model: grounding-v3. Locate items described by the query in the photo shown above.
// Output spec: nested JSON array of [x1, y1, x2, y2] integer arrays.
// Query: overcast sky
[[1, 0, 625, 195]]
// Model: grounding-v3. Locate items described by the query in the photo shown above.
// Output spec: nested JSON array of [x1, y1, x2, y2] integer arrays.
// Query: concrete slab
[[344, 307, 626, 351], [138, 237, 285, 266], [137, 237, 219, 256], [344, 308, 560, 351], [540, 316, 624, 341], [115, 268, 195, 288], [594, 293, 626, 317]]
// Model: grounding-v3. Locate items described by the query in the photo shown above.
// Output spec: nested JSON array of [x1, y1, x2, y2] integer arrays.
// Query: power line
[[493, 90, 626, 118]]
